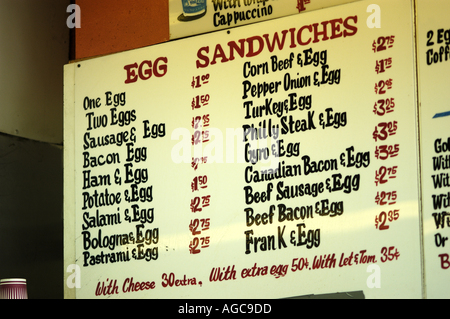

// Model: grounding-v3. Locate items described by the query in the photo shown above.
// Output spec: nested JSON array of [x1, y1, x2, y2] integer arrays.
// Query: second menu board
[[65, 0, 422, 298]]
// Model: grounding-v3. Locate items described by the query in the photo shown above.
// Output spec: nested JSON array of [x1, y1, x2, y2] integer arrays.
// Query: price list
[[371, 35, 400, 261], [189, 73, 212, 254]]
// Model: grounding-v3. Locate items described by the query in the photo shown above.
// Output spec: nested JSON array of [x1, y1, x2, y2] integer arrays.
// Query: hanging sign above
[[169, 0, 361, 39]]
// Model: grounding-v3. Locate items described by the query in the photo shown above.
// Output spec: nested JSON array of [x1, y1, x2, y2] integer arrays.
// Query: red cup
[[0, 279, 28, 299]]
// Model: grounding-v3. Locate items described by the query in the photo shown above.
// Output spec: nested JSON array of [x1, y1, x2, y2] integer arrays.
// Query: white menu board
[[416, 0, 450, 299], [65, 0, 422, 299]]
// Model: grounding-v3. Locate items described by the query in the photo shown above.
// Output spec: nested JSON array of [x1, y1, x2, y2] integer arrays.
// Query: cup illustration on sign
[[178, 0, 207, 22]]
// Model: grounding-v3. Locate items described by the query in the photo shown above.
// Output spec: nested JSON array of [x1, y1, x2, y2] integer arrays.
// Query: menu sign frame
[[64, 0, 423, 299]]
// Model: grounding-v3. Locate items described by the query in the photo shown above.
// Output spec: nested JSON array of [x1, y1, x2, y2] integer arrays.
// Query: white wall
[[0, 0, 69, 144]]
